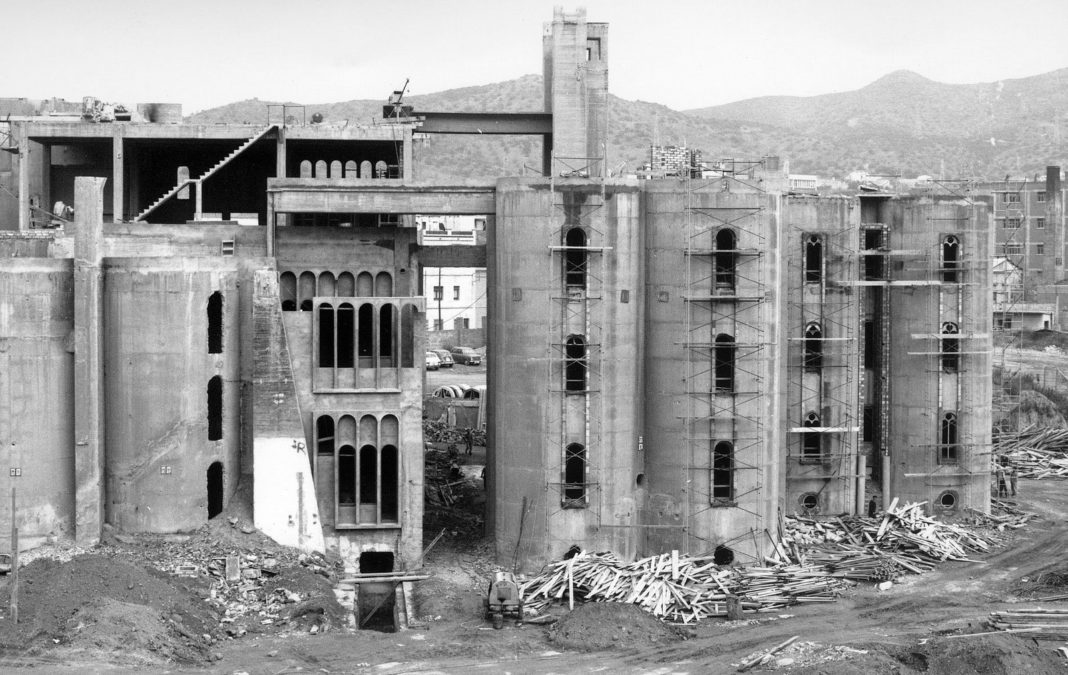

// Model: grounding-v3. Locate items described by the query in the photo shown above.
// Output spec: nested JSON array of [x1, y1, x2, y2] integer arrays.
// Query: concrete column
[[112, 130, 124, 222], [72, 177, 108, 546], [17, 141, 29, 231], [275, 125, 286, 178], [402, 128, 413, 180]]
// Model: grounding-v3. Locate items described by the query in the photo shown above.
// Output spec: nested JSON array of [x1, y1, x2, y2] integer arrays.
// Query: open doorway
[[207, 461, 224, 519]]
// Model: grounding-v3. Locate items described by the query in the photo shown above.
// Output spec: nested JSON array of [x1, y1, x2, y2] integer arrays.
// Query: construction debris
[[519, 550, 846, 624], [989, 608, 1068, 640], [993, 423, 1068, 478]]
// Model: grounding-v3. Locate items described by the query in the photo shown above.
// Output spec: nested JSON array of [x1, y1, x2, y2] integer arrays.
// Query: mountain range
[[188, 68, 1068, 182]]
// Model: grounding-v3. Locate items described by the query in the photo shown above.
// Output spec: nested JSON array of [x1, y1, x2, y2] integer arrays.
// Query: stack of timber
[[993, 424, 1068, 478], [989, 608, 1068, 640], [781, 499, 1018, 581], [518, 550, 845, 624]]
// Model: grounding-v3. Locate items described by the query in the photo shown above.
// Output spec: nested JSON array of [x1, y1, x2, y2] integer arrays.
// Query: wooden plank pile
[[518, 550, 845, 624], [781, 499, 1013, 581], [993, 423, 1068, 479], [989, 608, 1068, 640]]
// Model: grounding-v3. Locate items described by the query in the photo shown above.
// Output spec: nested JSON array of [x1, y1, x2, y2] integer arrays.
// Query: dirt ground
[[3, 459, 1068, 672]]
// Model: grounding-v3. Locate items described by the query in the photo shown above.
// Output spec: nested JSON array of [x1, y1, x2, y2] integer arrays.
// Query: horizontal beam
[[416, 111, 552, 135], [419, 244, 487, 268], [268, 179, 496, 215]]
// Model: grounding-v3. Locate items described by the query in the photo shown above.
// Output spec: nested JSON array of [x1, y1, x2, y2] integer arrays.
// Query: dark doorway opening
[[207, 461, 224, 519], [359, 551, 394, 573]]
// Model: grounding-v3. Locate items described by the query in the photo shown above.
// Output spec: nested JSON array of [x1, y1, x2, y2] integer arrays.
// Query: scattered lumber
[[737, 635, 799, 672], [989, 608, 1068, 640], [993, 423, 1068, 479]]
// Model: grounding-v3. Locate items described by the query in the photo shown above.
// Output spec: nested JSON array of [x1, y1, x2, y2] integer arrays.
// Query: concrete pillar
[[1049, 167, 1064, 282], [275, 125, 286, 179], [17, 141, 29, 231], [112, 130, 124, 223], [72, 177, 108, 545], [402, 128, 413, 181]]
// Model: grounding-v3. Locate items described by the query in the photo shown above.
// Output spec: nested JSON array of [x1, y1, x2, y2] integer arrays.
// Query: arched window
[[563, 442, 586, 506], [374, 272, 393, 297], [298, 271, 316, 311], [939, 412, 959, 464], [804, 322, 823, 371], [330, 160, 343, 179], [337, 272, 355, 297], [564, 228, 587, 287], [207, 375, 223, 441], [279, 272, 297, 311], [358, 303, 374, 365], [356, 272, 374, 297], [360, 160, 373, 180], [802, 411, 821, 461], [565, 334, 587, 392], [714, 229, 737, 291], [359, 444, 378, 507], [712, 441, 734, 503], [317, 271, 336, 298], [207, 291, 223, 354], [299, 160, 312, 178], [713, 333, 735, 392], [374, 161, 388, 178], [316, 415, 335, 455], [941, 321, 960, 372], [318, 303, 335, 367], [314, 160, 328, 178], [337, 445, 356, 506], [344, 160, 358, 179], [942, 235, 960, 283], [379, 304, 395, 366], [804, 234, 823, 283], [207, 462, 224, 519], [337, 303, 355, 368]]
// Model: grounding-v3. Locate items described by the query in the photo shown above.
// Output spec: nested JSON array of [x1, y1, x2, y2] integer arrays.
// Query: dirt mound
[[62, 598, 206, 665], [549, 602, 682, 651], [870, 634, 1068, 675], [1005, 390, 1067, 429], [0, 553, 217, 663]]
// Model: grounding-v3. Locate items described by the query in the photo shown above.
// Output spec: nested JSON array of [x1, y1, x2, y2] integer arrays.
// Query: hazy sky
[[8, 0, 1068, 114]]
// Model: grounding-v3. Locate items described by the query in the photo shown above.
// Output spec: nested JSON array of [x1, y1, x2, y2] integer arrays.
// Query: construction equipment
[[484, 571, 523, 629]]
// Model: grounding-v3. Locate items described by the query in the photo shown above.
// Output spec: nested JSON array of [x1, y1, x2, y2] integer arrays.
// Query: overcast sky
[[8, 0, 1068, 114]]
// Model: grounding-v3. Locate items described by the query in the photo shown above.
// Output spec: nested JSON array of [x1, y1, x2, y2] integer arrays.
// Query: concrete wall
[[491, 178, 643, 570], [103, 259, 242, 532], [0, 259, 75, 549]]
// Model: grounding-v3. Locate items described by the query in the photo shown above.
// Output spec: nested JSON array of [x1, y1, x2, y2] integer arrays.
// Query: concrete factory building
[[0, 7, 991, 573]]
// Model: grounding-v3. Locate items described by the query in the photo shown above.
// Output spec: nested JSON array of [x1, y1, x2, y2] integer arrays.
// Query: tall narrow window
[[337, 303, 355, 368], [338, 446, 356, 505], [863, 319, 876, 368], [802, 411, 821, 461], [941, 321, 960, 373], [280, 272, 297, 311], [359, 444, 378, 511], [358, 303, 374, 365], [564, 228, 588, 287], [207, 291, 223, 354], [298, 272, 316, 311], [207, 461, 223, 519], [862, 405, 874, 443], [713, 333, 735, 392], [563, 442, 586, 506], [711, 441, 734, 503], [804, 234, 823, 283], [318, 304, 335, 367], [804, 322, 823, 371], [401, 303, 416, 368], [714, 229, 737, 291], [863, 228, 885, 280], [207, 375, 223, 441], [942, 235, 960, 283], [379, 304, 394, 366], [381, 445, 398, 522], [317, 415, 335, 455], [565, 334, 587, 392], [939, 412, 959, 464]]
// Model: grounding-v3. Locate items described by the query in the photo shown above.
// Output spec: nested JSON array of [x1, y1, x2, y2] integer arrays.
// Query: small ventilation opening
[[635, 473, 645, 487], [713, 545, 734, 566], [800, 492, 820, 512], [937, 491, 958, 510]]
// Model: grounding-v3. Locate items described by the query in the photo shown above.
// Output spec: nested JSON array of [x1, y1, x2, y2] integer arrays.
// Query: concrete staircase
[[134, 124, 277, 222]]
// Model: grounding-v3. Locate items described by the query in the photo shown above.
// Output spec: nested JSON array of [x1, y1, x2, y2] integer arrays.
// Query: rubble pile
[[423, 420, 486, 447], [781, 498, 1025, 581], [993, 423, 1068, 478], [520, 550, 846, 624]]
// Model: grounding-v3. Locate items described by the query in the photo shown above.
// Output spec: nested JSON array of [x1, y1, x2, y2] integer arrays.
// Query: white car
[[425, 351, 441, 370]]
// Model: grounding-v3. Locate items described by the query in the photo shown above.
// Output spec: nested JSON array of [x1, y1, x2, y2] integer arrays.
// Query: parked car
[[432, 349, 454, 368], [450, 346, 482, 365], [425, 351, 441, 370]]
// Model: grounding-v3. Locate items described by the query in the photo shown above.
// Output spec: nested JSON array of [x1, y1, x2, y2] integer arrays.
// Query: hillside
[[188, 68, 1068, 181]]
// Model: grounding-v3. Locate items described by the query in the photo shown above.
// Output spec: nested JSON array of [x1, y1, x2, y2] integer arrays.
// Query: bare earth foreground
[[1, 477, 1068, 673]]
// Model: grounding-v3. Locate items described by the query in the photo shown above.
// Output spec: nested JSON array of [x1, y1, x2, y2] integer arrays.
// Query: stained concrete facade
[[0, 8, 992, 575]]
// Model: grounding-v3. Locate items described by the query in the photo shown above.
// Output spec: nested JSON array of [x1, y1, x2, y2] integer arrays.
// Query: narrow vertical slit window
[[714, 228, 737, 292], [564, 227, 588, 287], [939, 412, 959, 464], [207, 375, 223, 441], [804, 322, 823, 371], [317, 415, 335, 455], [207, 291, 223, 354], [564, 334, 587, 392], [942, 235, 960, 283], [563, 443, 587, 506], [863, 319, 875, 368], [379, 304, 395, 367], [802, 411, 822, 461], [380, 444, 398, 522], [711, 441, 734, 503], [337, 303, 355, 368], [318, 304, 335, 367], [338, 446, 356, 506], [359, 444, 378, 519], [941, 322, 960, 373], [863, 228, 885, 280], [401, 304, 415, 368], [358, 303, 374, 366], [713, 333, 735, 392], [804, 234, 823, 283]]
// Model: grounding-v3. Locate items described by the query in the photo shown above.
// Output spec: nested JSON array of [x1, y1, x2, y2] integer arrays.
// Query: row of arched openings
[[318, 302, 418, 369], [281, 270, 394, 312], [315, 414, 400, 525], [299, 159, 394, 180]]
